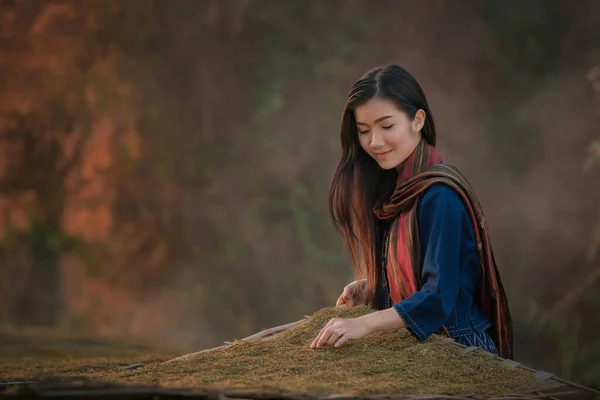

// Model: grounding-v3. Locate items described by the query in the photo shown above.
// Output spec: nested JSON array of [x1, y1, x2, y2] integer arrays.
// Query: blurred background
[[1, 0, 599, 388]]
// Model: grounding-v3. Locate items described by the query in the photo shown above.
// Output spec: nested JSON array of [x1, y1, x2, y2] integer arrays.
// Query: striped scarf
[[373, 139, 514, 360]]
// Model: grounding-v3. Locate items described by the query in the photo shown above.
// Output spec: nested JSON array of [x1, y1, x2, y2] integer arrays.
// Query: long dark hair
[[329, 64, 437, 307]]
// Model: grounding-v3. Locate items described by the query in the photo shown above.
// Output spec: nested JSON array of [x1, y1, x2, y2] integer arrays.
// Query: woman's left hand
[[310, 317, 372, 349]]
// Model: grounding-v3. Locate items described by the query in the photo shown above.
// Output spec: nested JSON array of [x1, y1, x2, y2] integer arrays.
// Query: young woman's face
[[354, 97, 425, 171]]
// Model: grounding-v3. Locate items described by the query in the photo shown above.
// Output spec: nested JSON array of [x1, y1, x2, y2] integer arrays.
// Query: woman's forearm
[[358, 307, 407, 334]]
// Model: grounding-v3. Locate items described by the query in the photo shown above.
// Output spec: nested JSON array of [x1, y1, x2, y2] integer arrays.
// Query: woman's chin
[[375, 159, 401, 170]]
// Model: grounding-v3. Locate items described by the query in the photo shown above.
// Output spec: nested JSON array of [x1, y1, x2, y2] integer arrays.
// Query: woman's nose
[[370, 131, 384, 148]]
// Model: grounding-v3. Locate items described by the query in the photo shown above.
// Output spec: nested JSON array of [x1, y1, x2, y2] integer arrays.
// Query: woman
[[309, 65, 513, 360]]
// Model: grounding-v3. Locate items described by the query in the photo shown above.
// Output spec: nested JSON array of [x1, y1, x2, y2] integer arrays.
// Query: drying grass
[[0, 324, 183, 382], [94, 306, 536, 396]]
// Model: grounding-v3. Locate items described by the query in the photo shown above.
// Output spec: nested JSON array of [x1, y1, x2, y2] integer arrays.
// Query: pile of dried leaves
[[103, 306, 535, 396]]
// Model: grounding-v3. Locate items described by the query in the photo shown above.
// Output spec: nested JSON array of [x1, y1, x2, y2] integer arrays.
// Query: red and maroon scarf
[[373, 139, 514, 360]]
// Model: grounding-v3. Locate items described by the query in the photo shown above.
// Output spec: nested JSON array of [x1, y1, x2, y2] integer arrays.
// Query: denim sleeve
[[392, 184, 465, 341]]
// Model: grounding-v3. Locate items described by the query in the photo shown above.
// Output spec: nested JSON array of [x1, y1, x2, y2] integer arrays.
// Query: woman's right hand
[[335, 279, 369, 307]]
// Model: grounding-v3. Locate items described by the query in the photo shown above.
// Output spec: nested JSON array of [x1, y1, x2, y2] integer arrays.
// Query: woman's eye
[[382, 124, 395, 130], [358, 129, 369, 135]]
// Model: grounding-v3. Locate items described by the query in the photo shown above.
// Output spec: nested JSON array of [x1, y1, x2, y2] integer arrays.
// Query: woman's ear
[[413, 109, 426, 132]]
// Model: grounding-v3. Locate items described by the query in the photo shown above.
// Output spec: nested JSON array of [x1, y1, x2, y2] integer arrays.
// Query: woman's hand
[[309, 317, 372, 349], [309, 308, 407, 350], [336, 279, 369, 307]]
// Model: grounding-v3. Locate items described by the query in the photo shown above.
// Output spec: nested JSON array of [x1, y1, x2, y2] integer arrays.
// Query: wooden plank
[[534, 371, 554, 381], [500, 359, 522, 367], [549, 376, 600, 396], [486, 390, 591, 400], [240, 317, 310, 341], [15, 385, 222, 399], [166, 343, 234, 363], [118, 363, 145, 370], [518, 381, 568, 394], [531, 381, 568, 391]]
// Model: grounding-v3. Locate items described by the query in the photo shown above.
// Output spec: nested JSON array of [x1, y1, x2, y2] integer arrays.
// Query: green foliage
[[0, 208, 86, 265]]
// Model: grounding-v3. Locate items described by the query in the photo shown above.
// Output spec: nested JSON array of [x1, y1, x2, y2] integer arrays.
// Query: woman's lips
[[374, 150, 392, 159]]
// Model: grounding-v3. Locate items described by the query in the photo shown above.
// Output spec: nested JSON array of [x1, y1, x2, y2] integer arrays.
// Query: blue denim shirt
[[389, 183, 492, 342]]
